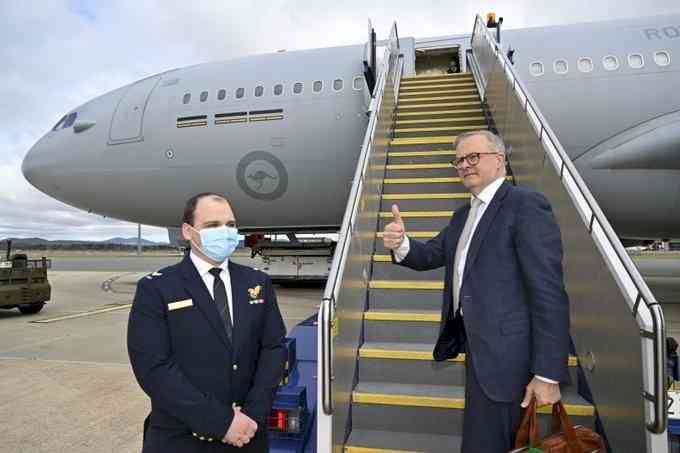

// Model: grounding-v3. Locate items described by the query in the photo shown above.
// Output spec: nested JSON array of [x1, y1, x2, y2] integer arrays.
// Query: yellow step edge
[[396, 116, 486, 126], [397, 109, 483, 117], [382, 193, 471, 200], [402, 74, 473, 81], [345, 447, 423, 453], [394, 125, 485, 133], [386, 163, 453, 170], [389, 150, 456, 157], [399, 89, 477, 97], [376, 231, 437, 238], [399, 95, 479, 103], [352, 392, 594, 416], [358, 348, 578, 367], [364, 311, 442, 322], [396, 102, 482, 110], [384, 177, 461, 184], [390, 136, 457, 145], [369, 280, 444, 290], [378, 210, 454, 218], [400, 82, 476, 89]]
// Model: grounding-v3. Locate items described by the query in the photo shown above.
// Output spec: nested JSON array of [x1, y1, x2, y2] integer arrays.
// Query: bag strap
[[514, 398, 542, 449], [552, 402, 586, 452]]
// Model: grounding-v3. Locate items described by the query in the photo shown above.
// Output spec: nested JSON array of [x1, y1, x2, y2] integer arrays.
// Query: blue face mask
[[192, 225, 239, 263]]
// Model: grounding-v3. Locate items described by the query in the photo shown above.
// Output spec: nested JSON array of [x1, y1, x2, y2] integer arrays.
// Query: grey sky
[[2, 0, 679, 242]]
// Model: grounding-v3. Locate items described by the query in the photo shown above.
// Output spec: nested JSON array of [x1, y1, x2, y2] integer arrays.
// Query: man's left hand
[[521, 377, 561, 408]]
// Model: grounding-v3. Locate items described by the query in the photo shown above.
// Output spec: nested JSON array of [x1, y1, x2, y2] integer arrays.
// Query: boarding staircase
[[343, 72, 595, 452], [319, 18, 666, 453]]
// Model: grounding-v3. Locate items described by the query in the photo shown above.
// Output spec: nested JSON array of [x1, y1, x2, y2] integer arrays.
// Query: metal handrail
[[319, 23, 402, 415], [470, 15, 666, 434]]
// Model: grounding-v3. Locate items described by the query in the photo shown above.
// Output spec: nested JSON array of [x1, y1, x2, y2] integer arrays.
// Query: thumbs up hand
[[383, 204, 406, 250]]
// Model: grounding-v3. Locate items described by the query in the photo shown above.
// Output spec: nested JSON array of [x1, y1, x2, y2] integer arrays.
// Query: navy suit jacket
[[396, 181, 570, 402], [127, 256, 286, 452]]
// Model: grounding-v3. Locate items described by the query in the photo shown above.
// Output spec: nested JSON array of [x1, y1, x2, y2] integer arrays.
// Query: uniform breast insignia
[[168, 299, 193, 311], [248, 285, 265, 305]]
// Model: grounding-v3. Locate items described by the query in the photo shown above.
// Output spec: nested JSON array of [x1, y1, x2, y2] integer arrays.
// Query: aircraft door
[[363, 19, 376, 96], [108, 76, 161, 144]]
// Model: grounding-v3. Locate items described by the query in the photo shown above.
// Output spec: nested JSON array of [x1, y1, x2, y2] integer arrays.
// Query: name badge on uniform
[[168, 299, 193, 311]]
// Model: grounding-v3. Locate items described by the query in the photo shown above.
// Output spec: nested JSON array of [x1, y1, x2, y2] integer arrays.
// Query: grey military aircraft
[[22, 13, 680, 244]]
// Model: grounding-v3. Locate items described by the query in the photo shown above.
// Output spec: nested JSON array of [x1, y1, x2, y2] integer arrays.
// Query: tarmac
[[0, 256, 322, 453]]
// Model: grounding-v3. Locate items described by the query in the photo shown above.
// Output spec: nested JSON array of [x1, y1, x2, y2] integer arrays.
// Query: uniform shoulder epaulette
[[144, 270, 165, 280]]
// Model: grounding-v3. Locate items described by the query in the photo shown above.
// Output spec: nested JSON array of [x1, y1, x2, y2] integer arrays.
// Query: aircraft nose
[[22, 138, 59, 194]]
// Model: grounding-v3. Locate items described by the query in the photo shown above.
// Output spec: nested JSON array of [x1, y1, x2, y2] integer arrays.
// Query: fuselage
[[22, 14, 680, 239]]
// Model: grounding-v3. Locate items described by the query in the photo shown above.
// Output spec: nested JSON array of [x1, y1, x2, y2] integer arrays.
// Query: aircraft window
[[654, 51, 671, 66], [63, 112, 78, 128], [293, 82, 303, 94], [200, 91, 208, 102], [313, 81, 323, 92], [333, 79, 343, 91], [255, 85, 264, 97], [529, 61, 544, 76], [218, 89, 226, 100], [603, 55, 619, 71], [577, 57, 593, 73], [628, 53, 644, 69], [183, 93, 191, 104], [353, 76, 364, 90], [274, 84, 283, 95], [236, 88, 245, 99], [553, 59, 568, 74], [52, 115, 67, 131]]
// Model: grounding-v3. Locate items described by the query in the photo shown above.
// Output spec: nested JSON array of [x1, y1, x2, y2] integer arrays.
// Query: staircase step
[[397, 108, 483, 119], [363, 310, 441, 343], [377, 211, 452, 230], [371, 261, 444, 280], [377, 231, 437, 240], [394, 125, 485, 138], [368, 288, 443, 312], [397, 101, 482, 113], [390, 136, 458, 146], [388, 151, 456, 165], [385, 162, 457, 178], [399, 88, 477, 98], [354, 382, 594, 415], [398, 94, 479, 104], [400, 81, 476, 91], [379, 195, 470, 216], [395, 116, 485, 128], [345, 429, 462, 453], [402, 73, 474, 82]]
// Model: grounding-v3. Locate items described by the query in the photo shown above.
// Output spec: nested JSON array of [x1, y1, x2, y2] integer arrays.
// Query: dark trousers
[[461, 352, 524, 453]]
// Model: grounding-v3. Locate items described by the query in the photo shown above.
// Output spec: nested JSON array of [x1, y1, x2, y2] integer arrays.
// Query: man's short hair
[[182, 192, 227, 226], [454, 130, 506, 155]]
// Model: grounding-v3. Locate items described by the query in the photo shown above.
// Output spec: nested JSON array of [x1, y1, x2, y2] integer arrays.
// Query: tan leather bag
[[510, 398, 604, 452]]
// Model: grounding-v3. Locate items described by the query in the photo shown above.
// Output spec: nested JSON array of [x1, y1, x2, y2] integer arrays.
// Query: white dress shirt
[[189, 251, 234, 324], [392, 177, 557, 384]]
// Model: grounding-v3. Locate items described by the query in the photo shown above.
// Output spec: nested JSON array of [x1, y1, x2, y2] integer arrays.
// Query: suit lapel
[[179, 256, 231, 351], [228, 262, 246, 356], [462, 181, 511, 283]]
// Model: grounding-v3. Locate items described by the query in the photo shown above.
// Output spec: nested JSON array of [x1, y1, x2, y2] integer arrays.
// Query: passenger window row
[[529, 50, 672, 77], [182, 76, 365, 104]]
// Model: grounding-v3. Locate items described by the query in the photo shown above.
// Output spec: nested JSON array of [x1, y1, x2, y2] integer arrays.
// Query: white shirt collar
[[189, 250, 229, 277], [473, 176, 505, 206]]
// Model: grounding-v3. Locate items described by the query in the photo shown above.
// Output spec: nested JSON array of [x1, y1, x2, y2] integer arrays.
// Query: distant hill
[[1, 237, 170, 249]]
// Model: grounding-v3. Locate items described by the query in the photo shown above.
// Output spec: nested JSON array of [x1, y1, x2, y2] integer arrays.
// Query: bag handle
[[551, 402, 586, 452], [514, 398, 542, 449]]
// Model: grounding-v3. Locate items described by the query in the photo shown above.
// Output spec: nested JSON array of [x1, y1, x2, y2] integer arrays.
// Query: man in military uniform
[[128, 192, 286, 452]]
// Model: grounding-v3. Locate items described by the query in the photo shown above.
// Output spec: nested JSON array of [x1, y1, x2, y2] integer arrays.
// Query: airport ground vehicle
[[0, 240, 51, 314]]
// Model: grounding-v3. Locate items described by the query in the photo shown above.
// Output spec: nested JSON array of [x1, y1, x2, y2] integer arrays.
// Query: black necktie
[[209, 268, 233, 341]]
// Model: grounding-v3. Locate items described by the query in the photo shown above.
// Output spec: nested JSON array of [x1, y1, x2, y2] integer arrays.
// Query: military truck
[[0, 240, 51, 315]]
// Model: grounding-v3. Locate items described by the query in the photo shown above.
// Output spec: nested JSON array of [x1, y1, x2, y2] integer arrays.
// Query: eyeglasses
[[451, 152, 499, 168]]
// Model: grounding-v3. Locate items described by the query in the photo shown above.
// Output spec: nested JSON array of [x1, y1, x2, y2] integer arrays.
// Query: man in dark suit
[[128, 192, 286, 452], [383, 131, 570, 452]]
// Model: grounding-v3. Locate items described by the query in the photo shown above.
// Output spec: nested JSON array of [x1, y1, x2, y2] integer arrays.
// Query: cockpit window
[[52, 115, 67, 131], [63, 112, 78, 129]]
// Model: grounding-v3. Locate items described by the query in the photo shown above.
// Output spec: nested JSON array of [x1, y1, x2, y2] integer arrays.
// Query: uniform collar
[[473, 176, 506, 206], [189, 250, 229, 277]]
